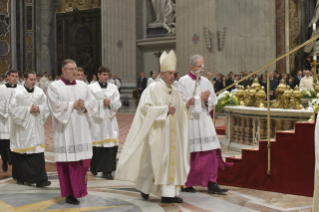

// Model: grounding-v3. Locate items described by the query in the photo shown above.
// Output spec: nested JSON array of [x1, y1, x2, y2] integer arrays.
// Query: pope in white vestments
[[0, 70, 20, 173], [299, 70, 313, 91], [177, 55, 231, 194], [9, 70, 51, 187], [116, 50, 193, 203], [89, 66, 122, 179], [47, 59, 97, 205]]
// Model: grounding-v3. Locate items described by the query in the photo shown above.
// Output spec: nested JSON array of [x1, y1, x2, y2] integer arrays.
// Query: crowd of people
[[209, 69, 315, 98]]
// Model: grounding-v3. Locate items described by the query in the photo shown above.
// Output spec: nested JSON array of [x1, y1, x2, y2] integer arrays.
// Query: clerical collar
[[99, 82, 107, 88], [61, 77, 76, 85], [188, 71, 201, 80], [24, 85, 34, 93], [5, 83, 17, 88]]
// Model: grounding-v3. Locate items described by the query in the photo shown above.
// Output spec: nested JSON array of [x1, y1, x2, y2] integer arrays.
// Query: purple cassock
[[56, 159, 91, 198]]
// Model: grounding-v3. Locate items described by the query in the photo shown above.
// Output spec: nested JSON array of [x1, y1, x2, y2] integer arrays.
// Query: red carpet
[[216, 126, 226, 135], [218, 121, 315, 197]]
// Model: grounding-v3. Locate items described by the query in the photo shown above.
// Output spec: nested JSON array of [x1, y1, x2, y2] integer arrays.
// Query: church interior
[[1, 0, 319, 211]]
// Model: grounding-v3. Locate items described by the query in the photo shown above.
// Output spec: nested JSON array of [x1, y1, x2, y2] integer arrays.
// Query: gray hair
[[189, 55, 204, 66]]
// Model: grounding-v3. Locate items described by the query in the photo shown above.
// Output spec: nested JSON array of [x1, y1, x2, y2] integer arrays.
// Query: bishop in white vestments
[[89, 66, 122, 179], [47, 59, 97, 205], [177, 55, 231, 194], [9, 70, 51, 187], [0, 70, 20, 172], [116, 50, 193, 203]]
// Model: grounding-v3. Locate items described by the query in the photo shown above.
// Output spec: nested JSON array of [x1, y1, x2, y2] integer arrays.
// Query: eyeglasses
[[195, 65, 205, 68]]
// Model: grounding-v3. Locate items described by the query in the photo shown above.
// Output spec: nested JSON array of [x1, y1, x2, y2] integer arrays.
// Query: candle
[[314, 24, 317, 31], [314, 55, 317, 61]]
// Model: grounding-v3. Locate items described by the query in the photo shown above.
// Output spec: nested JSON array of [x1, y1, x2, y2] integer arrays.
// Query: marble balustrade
[[220, 106, 313, 152]]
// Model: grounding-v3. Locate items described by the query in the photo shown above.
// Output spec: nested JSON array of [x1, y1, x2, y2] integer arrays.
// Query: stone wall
[[101, 0, 140, 84], [215, 0, 276, 75]]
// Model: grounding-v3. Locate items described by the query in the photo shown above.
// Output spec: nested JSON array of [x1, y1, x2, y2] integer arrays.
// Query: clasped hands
[[103, 99, 111, 106], [200, 90, 210, 102], [73, 98, 85, 109], [30, 104, 40, 114]]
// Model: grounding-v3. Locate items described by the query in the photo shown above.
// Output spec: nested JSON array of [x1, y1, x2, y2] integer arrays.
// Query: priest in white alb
[[0, 69, 20, 173], [9, 70, 51, 187], [115, 50, 194, 203], [47, 59, 97, 205], [89, 66, 122, 180], [177, 55, 231, 194]]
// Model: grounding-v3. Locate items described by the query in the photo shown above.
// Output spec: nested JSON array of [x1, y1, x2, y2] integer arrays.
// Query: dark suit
[[137, 77, 147, 97], [226, 78, 234, 91], [269, 78, 278, 100], [214, 80, 222, 93], [294, 76, 302, 87]]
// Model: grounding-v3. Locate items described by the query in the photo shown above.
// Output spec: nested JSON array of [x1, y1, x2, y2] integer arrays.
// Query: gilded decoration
[[0, 40, 10, 56], [26, 33, 33, 49], [0, 20, 9, 37], [0, 0, 8, 16], [0, 60, 9, 74], [56, 0, 100, 13]]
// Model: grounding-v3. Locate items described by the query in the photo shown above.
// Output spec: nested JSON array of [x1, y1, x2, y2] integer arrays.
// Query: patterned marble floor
[[0, 150, 313, 212], [0, 109, 314, 211]]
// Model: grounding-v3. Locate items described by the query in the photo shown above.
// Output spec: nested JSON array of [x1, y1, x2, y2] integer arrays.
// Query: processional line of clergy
[[0, 50, 231, 205]]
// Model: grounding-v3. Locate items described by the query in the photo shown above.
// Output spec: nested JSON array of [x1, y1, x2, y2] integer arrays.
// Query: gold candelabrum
[[236, 85, 245, 106], [282, 85, 292, 109], [251, 78, 261, 93], [273, 79, 286, 108], [244, 86, 251, 106], [256, 86, 266, 108], [292, 85, 304, 110]]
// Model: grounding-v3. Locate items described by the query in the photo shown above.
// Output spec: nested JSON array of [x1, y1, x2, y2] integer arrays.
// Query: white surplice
[[115, 79, 190, 195], [89, 82, 122, 147], [172, 80, 180, 90], [47, 80, 98, 162], [109, 79, 121, 89], [0, 84, 21, 139], [147, 78, 155, 87], [44, 80, 53, 94], [39, 76, 48, 89], [9, 86, 50, 154], [177, 74, 220, 153]]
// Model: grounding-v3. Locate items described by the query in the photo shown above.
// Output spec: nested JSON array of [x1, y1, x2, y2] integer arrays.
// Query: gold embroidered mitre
[[160, 50, 177, 72]]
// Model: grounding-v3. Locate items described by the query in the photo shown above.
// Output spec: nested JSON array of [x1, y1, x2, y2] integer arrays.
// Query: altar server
[[116, 50, 194, 203], [0, 69, 20, 172], [89, 66, 121, 179], [147, 70, 157, 86], [47, 59, 97, 205], [9, 70, 51, 187], [177, 55, 231, 194]]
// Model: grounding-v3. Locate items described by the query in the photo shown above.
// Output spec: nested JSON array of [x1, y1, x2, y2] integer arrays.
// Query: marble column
[[36, 0, 56, 75], [276, 0, 285, 74]]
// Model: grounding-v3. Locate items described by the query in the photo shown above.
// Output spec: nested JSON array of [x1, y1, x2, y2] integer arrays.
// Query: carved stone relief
[[55, 0, 100, 13]]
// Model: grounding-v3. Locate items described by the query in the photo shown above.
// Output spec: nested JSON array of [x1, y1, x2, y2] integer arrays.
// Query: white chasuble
[[9, 86, 50, 153], [177, 74, 221, 153], [47, 80, 97, 162], [0, 84, 21, 139], [115, 80, 190, 193], [89, 82, 122, 147]]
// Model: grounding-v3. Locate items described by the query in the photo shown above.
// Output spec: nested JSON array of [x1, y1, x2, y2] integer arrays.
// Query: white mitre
[[160, 50, 177, 72]]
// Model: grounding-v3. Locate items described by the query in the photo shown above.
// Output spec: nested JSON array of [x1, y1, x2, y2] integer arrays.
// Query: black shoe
[[36, 181, 51, 188], [208, 182, 228, 194], [2, 164, 8, 172], [66, 195, 80, 205], [161, 196, 183, 203], [90, 169, 97, 176], [102, 173, 114, 180], [17, 180, 24, 185], [140, 192, 149, 200], [181, 186, 197, 193]]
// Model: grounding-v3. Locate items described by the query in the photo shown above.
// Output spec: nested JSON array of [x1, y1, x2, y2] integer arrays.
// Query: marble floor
[[0, 109, 314, 211], [0, 149, 313, 212]]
